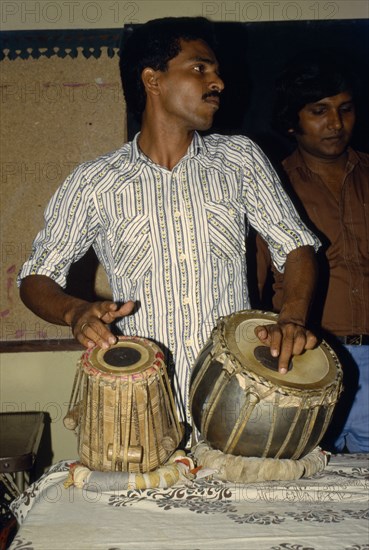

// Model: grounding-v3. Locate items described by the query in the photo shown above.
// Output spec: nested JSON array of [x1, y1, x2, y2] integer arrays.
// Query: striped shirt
[[19, 132, 320, 423]]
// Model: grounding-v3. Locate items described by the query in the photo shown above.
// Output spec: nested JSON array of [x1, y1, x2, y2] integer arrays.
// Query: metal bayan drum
[[64, 336, 183, 473], [190, 310, 343, 460]]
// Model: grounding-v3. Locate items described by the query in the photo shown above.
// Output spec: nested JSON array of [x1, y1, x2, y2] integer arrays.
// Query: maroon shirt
[[256, 147, 369, 336]]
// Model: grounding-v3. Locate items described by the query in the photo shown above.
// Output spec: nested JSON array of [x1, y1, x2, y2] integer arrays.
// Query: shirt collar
[[188, 131, 207, 157], [131, 132, 143, 163], [284, 146, 361, 173], [345, 147, 363, 172], [131, 131, 206, 165]]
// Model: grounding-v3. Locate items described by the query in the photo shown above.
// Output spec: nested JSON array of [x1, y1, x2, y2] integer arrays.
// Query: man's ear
[[141, 68, 161, 96]]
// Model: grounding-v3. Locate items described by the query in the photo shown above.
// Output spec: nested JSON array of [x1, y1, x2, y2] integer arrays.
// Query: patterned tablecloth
[[9, 453, 369, 550]]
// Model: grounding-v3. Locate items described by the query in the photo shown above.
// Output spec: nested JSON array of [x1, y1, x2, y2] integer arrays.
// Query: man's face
[[293, 91, 356, 160], [154, 39, 224, 132]]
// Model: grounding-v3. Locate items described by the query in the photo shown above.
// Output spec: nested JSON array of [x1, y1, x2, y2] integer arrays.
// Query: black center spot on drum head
[[103, 346, 141, 367], [254, 345, 292, 372]]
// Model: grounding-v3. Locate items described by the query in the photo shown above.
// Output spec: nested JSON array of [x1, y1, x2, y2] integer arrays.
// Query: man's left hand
[[254, 322, 317, 374]]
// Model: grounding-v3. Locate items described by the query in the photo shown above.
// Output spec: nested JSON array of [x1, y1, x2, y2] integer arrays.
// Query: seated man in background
[[18, 17, 320, 439], [256, 52, 369, 453]]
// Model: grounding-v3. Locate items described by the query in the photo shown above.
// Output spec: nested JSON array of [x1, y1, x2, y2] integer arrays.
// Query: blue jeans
[[323, 345, 369, 453]]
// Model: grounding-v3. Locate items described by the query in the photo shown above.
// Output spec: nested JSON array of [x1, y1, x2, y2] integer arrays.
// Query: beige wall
[[1, 351, 82, 465], [1, 0, 368, 31], [1, 0, 368, 468]]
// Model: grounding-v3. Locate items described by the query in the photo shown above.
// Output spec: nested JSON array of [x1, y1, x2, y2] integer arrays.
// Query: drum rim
[[85, 336, 161, 376], [221, 309, 341, 391]]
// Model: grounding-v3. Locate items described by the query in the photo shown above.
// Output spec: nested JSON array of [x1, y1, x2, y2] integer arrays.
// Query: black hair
[[273, 50, 358, 135], [119, 17, 218, 121]]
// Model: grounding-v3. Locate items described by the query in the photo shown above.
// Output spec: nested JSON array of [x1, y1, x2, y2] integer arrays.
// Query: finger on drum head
[[292, 337, 306, 356]]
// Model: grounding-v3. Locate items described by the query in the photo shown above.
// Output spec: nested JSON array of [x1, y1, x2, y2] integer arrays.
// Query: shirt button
[[174, 211, 181, 218], [183, 297, 190, 305], [179, 253, 186, 262], [185, 339, 194, 347], [351, 288, 359, 294]]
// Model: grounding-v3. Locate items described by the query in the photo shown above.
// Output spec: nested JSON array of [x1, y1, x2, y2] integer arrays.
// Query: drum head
[[223, 310, 340, 390], [87, 337, 157, 376]]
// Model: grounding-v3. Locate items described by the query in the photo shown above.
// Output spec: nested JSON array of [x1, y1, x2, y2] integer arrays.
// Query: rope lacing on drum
[[98, 381, 104, 471], [222, 388, 260, 455], [63, 359, 84, 431], [200, 353, 241, 437]]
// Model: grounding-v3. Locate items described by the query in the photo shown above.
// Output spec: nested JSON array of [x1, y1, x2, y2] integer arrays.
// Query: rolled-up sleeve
[[243, 142, 320, 272], [18, 165, 98, 288]]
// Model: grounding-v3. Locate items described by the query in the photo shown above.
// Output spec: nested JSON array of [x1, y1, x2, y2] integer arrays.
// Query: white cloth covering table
[[9, 453, 369, 550]]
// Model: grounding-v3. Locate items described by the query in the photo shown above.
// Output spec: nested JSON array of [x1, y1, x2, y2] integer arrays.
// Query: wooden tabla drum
[[64, 336, 183, 473], [190, 310, 343, 460]]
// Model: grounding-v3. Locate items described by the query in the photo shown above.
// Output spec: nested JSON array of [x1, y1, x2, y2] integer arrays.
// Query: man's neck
[[298, 147, 349, 199], [138, 118, 195, 171], [298, 147, 349, 176]]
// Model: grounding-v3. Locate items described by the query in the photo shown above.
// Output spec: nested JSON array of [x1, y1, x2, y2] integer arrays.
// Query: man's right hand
[[69, 300, 135, 349], [20, 275, 135, 349]]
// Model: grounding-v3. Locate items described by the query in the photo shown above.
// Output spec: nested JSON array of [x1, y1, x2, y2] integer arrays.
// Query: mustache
[[202, 90, 221, 100]]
